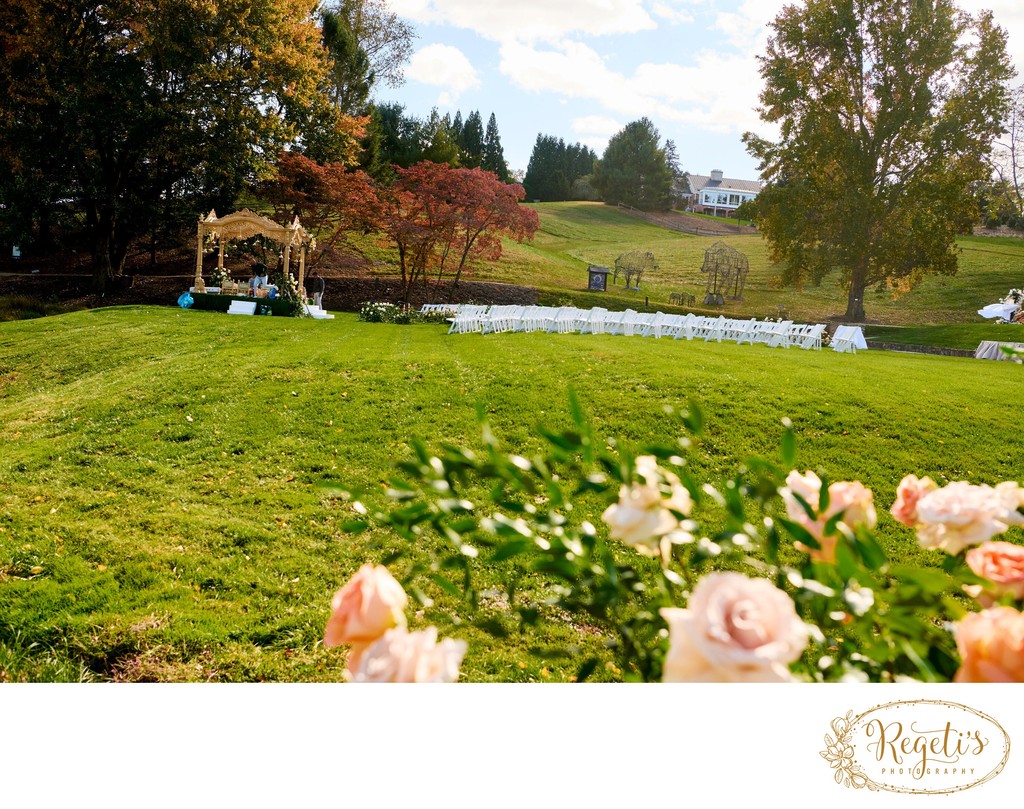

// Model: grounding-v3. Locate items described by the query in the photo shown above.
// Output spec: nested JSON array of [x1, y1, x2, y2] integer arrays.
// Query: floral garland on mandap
[[320, 398, 1024, 683]]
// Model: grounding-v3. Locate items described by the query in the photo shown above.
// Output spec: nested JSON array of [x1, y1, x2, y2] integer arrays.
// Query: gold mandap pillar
[[193, 220, 207, 293]]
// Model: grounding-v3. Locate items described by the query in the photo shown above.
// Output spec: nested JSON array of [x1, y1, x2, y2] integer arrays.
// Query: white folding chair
[[726, 318, 757, 343], [579, 307, 608, 334], [640, 312, 669, 338], [794, 323, 826, 350], [831, 325, 865, 354], [605, 309, 634, 336], [702, 316, 728, 342]]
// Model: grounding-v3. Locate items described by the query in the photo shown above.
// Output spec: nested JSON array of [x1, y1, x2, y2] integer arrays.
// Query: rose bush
[[328, 396, 1024, 683]]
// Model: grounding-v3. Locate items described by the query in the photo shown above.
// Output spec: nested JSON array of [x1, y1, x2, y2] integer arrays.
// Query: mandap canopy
[[193, 209, 313, 293]]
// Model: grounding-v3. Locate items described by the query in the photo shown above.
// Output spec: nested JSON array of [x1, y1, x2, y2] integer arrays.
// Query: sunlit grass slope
[[450, 202, 1024, 326], [1, 307, 1021, 681]]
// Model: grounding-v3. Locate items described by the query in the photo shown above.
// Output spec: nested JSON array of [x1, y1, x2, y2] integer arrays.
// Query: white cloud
[[404, 44, 481, 104], [650, 2, 694, 25], [388, 0, 656, 43], [500, 38, 768, 136], [714, 0, 783, 50], [571, 115, 623, 136]]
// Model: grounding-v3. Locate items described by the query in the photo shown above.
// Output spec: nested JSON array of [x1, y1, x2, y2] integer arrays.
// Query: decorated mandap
[[193, 209, 313, 294]]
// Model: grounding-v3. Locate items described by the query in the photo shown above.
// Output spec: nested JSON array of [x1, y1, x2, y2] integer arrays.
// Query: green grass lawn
[[2, 307, 1022, 681], [421, 202, 1024, 327]]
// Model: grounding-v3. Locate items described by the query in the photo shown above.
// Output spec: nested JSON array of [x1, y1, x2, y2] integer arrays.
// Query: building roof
[[682, 173, 762, 195]]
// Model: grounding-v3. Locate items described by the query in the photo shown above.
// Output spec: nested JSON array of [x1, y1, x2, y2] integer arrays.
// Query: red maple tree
[[380, 163, 540, 302], [262, 152, 381, 267]]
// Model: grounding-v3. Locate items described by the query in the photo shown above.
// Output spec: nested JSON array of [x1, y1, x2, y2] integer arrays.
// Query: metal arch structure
[[701, 241, 749, 305], [193, 209, 314, 293]]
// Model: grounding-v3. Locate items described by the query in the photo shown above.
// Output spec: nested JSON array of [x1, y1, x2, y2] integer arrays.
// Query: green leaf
[[835, 536, 858, 580], [429, 573, 462, 598], [851, 531, 887, 571], [491, 537, 532, 562], [575, 658, 600, 683], [474, 617, 509, 638], [340, 519, 368, 533], [778, 516, 820, 550], [780, 425, 796, 468], [682, 400, 704, 435]]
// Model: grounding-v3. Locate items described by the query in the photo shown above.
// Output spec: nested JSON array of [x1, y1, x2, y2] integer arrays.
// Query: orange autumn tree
[[377, 163, 540, 303], [261, 153, 381, 268]]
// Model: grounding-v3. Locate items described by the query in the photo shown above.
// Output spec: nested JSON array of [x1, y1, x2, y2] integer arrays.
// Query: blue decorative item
[[177, 292, 194, 309]]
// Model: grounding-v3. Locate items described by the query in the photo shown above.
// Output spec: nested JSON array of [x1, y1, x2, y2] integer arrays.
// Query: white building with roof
[[677, 170, 761, 217]]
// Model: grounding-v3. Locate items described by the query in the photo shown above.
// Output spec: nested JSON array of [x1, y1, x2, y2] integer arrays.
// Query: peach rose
[[324, 564, 408, 648], [602, 455, 693, 556], [965, 541, 1024, 606], [346, 626, 467, 683], [954, 607, 1024, 683], [780, 471, 876, 562], [996, 481, 1024, 527], [660, 572, 808, 682], [890, 474, 938, 527], [915, 482, 1010, 555]]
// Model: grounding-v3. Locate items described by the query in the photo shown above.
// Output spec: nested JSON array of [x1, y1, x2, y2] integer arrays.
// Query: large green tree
[[482, 113, 511, 183], [0, 0, 353, 289], [593, 118, 673, 211], [743, 0, 1014, 321]]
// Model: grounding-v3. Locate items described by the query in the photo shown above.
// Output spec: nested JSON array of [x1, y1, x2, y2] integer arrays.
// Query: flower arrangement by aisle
[[270, 270, 308, 317], [327, 396, 1024, 683]]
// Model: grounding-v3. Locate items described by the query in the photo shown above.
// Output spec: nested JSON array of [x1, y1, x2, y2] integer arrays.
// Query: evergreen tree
[[482, 113, 510, 182], [523, 135, 597, 202], [321, 8, 374, 115], [421, 108, 460, 166], [373, 102, 423, 180], [450, 111, 464, 145], [459, 110, 484, 168]]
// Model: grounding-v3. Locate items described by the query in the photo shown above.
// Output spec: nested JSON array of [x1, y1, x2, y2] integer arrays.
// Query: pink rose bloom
[[954, 607, 1024, 683], [915, 482, 1010, 555], [660, 572, 808, 682], [780, 471, 876, 562], [966, 541, 1024, 606], [890, 474, 938, 527], [996, 481, 1024, 526], [324, 564, 408, 648], [346, 626, 467, 683], [602, 456, 693, 556]]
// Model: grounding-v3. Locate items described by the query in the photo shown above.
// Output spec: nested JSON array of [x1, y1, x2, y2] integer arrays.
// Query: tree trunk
[[89, 207, 128, 293], [844, 258, 868, 321]]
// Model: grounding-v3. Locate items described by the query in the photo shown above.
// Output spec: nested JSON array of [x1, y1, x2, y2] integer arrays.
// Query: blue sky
[[377, 0, 1024, 182]]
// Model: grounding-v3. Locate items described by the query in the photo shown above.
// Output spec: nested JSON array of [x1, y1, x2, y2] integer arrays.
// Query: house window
[[729, 194, 740, 205], [717, 193, 728, 205]]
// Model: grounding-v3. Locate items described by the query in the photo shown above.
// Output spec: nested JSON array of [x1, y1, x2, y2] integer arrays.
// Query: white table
[[975, 341, 1024, 360]]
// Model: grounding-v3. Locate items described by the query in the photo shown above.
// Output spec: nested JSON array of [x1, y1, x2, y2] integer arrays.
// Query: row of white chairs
[[419, 303, 465, 315], [445, 305, 853, 351]]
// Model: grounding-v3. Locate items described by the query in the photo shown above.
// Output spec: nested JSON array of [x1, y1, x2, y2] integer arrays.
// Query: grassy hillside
[[2, 307, 1022, 681], [451, 202, 1024, 326]]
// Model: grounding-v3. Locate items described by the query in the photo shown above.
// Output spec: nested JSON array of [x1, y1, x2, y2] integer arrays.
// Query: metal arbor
[[701, 241, 749, 305]]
